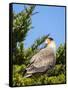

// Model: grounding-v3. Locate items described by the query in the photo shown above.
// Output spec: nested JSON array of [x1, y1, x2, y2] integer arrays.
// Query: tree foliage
[[12, 5, 66, 86]]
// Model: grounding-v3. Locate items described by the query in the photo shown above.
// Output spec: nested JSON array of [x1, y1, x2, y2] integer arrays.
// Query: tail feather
[[22, 69, 27, 76], [24, 73, 32, 78], [23, 69, 32, 78]]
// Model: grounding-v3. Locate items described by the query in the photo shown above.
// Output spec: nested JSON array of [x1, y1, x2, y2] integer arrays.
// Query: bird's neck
[[47, 41, 56, 52]]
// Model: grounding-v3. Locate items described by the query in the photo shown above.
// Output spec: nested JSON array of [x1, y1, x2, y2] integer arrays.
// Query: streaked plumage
[[24, 37, 56, 77]]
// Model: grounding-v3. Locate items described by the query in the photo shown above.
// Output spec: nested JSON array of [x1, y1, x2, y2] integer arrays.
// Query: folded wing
[[26, 47, 56, 73]]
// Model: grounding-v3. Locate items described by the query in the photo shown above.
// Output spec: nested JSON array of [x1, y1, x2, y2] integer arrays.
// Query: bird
[[24, 37, 56, 78]]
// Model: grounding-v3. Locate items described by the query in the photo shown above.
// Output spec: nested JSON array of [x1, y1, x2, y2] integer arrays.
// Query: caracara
[[24, 37, 56, 77]]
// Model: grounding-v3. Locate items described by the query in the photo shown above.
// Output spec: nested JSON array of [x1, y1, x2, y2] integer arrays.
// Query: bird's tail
[[23, 69, 32, 78], [24, 73, 32, 78]]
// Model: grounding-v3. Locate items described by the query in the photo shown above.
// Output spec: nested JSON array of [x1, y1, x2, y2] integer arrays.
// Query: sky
[[13, 4, 65, 48]]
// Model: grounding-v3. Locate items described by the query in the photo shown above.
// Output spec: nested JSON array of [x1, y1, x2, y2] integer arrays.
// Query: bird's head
[[45, 37, 56, 51]]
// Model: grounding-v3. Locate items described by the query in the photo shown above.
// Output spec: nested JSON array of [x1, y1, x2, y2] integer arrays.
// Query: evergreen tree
[[12, 5, 36, 64]]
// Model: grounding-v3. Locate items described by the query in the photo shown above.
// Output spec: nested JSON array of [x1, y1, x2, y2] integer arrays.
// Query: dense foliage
[[12, 5, 66, 86]]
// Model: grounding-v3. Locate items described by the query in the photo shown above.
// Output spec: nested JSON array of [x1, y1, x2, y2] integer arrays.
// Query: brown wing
[[31, 47, 56, 68], [26, 47, 56, 73]]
